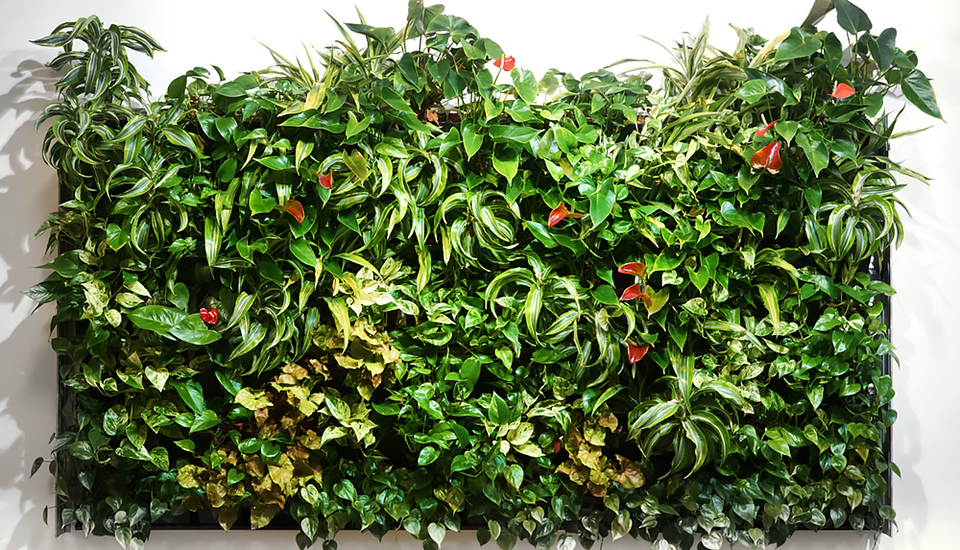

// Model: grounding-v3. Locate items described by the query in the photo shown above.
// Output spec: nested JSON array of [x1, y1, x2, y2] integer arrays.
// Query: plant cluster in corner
[[28, 0, 939, 549]]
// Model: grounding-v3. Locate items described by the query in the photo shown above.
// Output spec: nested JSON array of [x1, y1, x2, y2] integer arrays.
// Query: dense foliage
[[29, 1, 939, 549]]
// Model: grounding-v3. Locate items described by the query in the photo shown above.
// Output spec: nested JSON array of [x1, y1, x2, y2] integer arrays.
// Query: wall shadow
[[0, 50, 70, 550]]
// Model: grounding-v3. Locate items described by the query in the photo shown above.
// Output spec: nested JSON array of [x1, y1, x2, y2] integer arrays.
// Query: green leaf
[[128, 305, 188, 335], [256, 155, 295, 171], [720, 201, 765, 233], [249, 189, 277, 214], [488, 125, 538, 144], [796, 132, 830, 176], [171, 380, 205, 415], [105, 223, 129, 250], [758, 284, 781, 328], [343, 150, 369, 180], [162, 127, 205, 158], [591, 285, 619, 305], [902, 69, 943, 119], [215, 116, 237, 141], [589, 178, 616, 228], [189, 410, 220, 433], [170, 315, 221, 345], [835, 0, 872, 34], [149, 447, 169, 470], [427, 523, 446, 545], [418, 446, 440, 466], [503, 464, 523, 490], [462, 123, 483, 158], [870, 28, 897, 73], [290, 238, 318, 268], [510, 68, 538, 105], [774, 28, 822, 61], [204, 216, 221, 268], [775, 120, 799, 143], [488, 393, 513, 425], [345, 112, 371, 138], [493, 146, 519, 183], [630, 400, 680, 433], [103, 405, 129, 436], [735, 79, 767, 104], [767, 438, 791, 456]]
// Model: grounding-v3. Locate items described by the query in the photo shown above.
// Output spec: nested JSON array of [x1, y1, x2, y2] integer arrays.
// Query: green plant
[[28, 1, 937, 549]]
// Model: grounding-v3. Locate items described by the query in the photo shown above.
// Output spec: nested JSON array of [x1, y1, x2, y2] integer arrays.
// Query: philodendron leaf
[[461, 123, 483, 158], [492, 145, 519, 183], [127, 305, 187, 335], [901, 69, 943, 120], [510, 68, 538, 105], [834, 0, 871, 34], [774, 28, 822, 61]]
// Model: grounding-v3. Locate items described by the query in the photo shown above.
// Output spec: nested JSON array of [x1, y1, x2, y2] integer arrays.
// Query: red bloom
[[548, 203, 583, 228], [494, 55, 516, 71], [618, 262, 647, 281], [627, 340, 649, 364], [755, 119, 778, 137], [199, 308, 218, 325], [552, 439, 562, 453], [312, 169, 333, 190], [282, 199, 305, 223], [828, 82, 855, 99], [619, 283, 654, 308], [619, 283, 643, 301], [751, 141, 782, 175]]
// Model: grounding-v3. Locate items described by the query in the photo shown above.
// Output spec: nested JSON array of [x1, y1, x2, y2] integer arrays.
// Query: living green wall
[[28, 1, 940, 549]]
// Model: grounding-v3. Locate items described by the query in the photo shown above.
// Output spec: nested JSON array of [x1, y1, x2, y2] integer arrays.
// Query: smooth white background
[[1, 1, 957, 549]]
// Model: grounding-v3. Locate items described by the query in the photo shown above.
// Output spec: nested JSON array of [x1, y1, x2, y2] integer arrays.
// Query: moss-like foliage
[[29, 1, 938, 549]]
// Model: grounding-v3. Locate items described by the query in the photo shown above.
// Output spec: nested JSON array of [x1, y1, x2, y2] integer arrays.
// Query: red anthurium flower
[[828, 82, 855, 99], [494, 55, 516, 71], [552, 439, 562, 453], [283, 199, 305, 223], [620, 283, 654, 308], [627, 340, 649, 364], [547, 203, 584, 228], [312, 169, 333, 190], [199, 308, 218, 325], [755, 119, 778, 137], [619, 283, 643, 301], [618, 262, 647, 281], [750, 141, 782, 175]]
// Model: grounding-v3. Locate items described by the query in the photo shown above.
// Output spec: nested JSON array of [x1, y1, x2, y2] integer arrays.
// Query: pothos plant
[[28, 0, 939, 549]]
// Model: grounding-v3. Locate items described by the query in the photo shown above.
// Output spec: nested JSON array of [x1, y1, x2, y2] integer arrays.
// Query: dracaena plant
[[28, 0, 938, 549]]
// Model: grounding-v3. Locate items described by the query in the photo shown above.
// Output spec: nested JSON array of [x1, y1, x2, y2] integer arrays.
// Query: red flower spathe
[[494, 55, 516, 71], [828, 82, 855, 99], [548, 203, 583, 228], [199, 308, 218, 325], [283, 199, 305, 223], [618, 262, 647, 281], [755, 119, 778, 137], [312, 169, 333, 190], [627, 340, 649, 364], [751, 141, 782, 175]]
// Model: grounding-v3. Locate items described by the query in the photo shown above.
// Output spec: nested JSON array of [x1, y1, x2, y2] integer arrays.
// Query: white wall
[[1, 1, 957, 549]]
